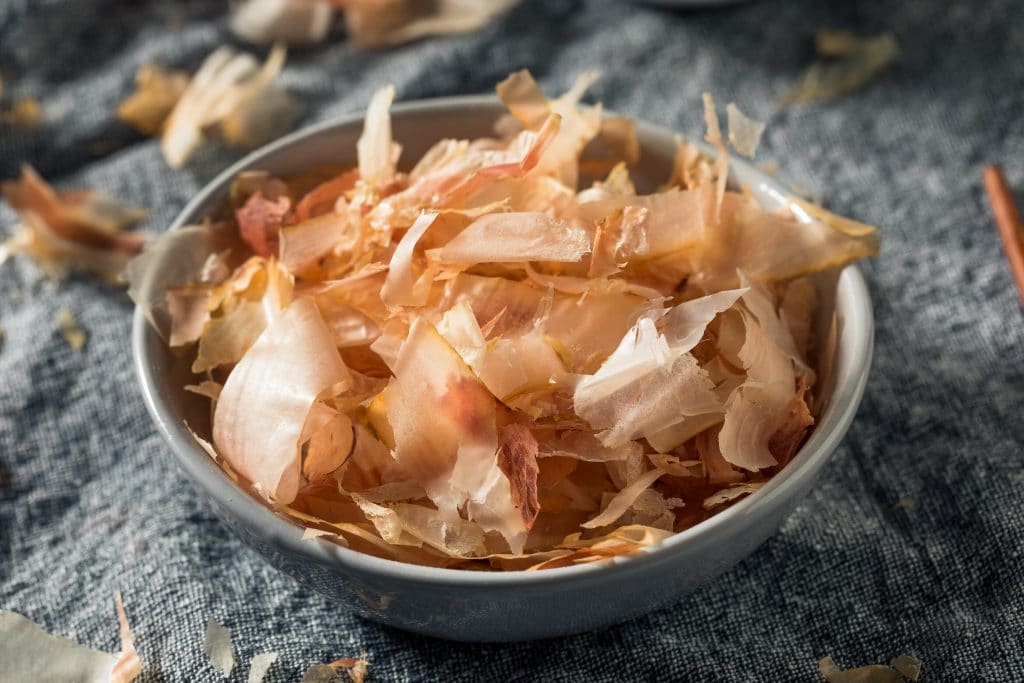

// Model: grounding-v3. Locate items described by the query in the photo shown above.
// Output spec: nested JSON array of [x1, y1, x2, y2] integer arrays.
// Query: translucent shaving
[[782, 31, 898, 106], [203, 617, 235, 678], [1, 166, 146, 283], [161, 44, 295, 168], [112, 592, 142, 683], [117, 64, 189, 135], [138, 69, 878, 570], [0, 610, 117, 681], [213, 297, 350, 503], [247, 651, 280, 683], [725, 102, 765, 159]]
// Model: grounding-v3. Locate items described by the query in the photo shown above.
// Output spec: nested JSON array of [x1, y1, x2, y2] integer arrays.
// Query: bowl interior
[[134, 96, 873, 585]]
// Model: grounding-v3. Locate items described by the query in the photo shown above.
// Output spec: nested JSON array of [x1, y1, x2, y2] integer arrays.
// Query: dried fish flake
[[56, 307, 86, 350], [0, 610, 118, 682], [202, 617, 235, 678], [117, 64, 189, 135], [247, 651, 280, 683], [782, 31, 899, 106]]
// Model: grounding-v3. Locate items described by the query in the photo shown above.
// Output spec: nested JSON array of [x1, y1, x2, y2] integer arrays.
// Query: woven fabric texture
[[1, 0, 1022, 680]]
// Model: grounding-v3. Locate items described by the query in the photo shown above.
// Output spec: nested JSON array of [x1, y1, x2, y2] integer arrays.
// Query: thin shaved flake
[[112, 593, 142, 683], [0, 610, 117, 682], [192, 259, 294, 373], [214, 298, 351, 503], [381, 319, 498, 511], [497, 423, 541, 530], [247, 652, 280, 683], [719, 311, 797, 470], [126, 222, 233, 338], [203, 618, 235, 678], [782, 32, 898, 106], [427, 212, 589, 264], [496, 69, 550, 129], [162, 45, 293, 167], [726, 102, 765, 158], [582, 467, 664, 529], [738, 273, 813, 378], [1, 166, 146, 282], [346, 0, 518, 48], [646, 412, 723, 454], [279, 212, 348, 276], [357, 85, 401, 186], [574, 288, 741, 446], [592, 352, 719, 448], [694, 192, 879, 290], [438, 302, 570, 402], [381, 211, 438, 306], [578, 188, 707, 258], [661, 287, 747, 353], [294, 169, 359, 221], [117, 63, 189, 135], [702, 92, 729, 223], [540, 430, 641, 463], [166, 286, 212, 347], [702, 482, 763, 510]]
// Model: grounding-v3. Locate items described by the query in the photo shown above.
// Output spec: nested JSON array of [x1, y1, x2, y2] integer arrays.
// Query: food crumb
[[55, 308, 86, 351]]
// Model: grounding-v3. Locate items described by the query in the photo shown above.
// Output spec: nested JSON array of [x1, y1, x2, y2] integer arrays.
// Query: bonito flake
[[133, 70, 878, 570]]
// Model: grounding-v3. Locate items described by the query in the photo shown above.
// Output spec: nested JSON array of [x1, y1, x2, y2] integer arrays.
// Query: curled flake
[[203, 618, 235, 678], [162, 44, 294, 168], [578, 188, 708, 259], [582, 467, 664, 529], [380, 211, 438, 306], [702, 482, 763, 510], [346, 0, 518, 49], [574, 289, 743, 446], [2, 166, 145, 282], [693, 192, 879, 291], [719, 309, 799, 471], [357, 85, 401, 187], [280, 212, 348, 276], [0, 610, 117, 681], [782, 31, 899, 106], [214, 298, 350, 503]]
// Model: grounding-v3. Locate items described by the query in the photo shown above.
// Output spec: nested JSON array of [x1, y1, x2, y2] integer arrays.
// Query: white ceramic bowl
[[133, 96, 874, 642]]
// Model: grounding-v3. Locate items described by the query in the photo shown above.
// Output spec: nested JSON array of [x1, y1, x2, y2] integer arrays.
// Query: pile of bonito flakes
[[127, 70, 878, 570]]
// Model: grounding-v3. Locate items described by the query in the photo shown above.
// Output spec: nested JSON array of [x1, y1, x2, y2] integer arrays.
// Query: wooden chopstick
[[983, 165, 1024, 308]]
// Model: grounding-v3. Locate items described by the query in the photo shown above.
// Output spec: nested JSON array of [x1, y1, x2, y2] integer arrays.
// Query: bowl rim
[[133, 94, 874, 588]]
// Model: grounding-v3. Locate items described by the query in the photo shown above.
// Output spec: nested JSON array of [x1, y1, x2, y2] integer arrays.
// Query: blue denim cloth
[[1, 0, 1022, 680]]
